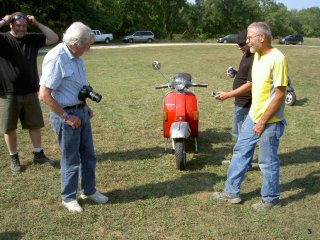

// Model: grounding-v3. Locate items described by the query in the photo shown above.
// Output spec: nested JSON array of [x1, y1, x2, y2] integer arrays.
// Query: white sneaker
[[222, 160, 231, 165], [62, 200, 83, 213], [80, 191, 109, 204]]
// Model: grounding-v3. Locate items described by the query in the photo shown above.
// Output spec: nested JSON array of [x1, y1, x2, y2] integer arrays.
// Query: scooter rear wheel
[[286, 91, 296, 106], [175, 139, 186, 170]]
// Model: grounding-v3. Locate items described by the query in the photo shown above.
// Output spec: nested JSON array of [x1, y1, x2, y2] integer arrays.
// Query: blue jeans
[[224, 116, 285, 203], [232, 105, 252, 168], [50, 107, 96, 202], [232, 105, 249, 139]]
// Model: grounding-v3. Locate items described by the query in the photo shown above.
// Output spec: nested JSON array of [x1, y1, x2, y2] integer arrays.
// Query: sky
[[186, 0, 320, 10], [275, 0, 320, 10]]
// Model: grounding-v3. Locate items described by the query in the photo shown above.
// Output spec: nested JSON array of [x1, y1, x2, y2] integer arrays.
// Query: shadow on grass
[[230, 146, 320, 203], [280, 170, 320, 206], [241, 170, 320, 205], [96, 127, 234, 171], [0, 231, 23, 240], [291, 97, 308, 106], [16, 158, 61, 172], [96, 146, 165, 162], [187, 127, 234, 170], [201, 127, 233, 145], [107, 172, 222, 204], [280, 146, 320, 165]]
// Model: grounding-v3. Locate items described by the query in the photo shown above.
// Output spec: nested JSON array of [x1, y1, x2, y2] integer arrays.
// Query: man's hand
[[27, 15, 38, 27], [2, 15, 12, 24], [226, 69, 238, 78], [65, 115, 81, 129], [253, 121, 266, 136], [215, 92, 229, 101]]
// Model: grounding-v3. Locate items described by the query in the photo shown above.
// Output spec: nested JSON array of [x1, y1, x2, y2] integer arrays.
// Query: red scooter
[[152, 61, 208, 170]]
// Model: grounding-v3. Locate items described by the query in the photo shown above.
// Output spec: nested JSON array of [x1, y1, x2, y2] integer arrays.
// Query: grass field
[[0, 42, 319, 239]]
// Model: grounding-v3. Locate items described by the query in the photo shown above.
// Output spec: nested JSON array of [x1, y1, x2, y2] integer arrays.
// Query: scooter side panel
[[185, 92, 199, 138], [163, 92, 177, 138]]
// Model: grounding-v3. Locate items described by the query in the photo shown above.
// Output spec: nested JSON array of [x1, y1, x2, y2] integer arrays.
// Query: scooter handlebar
[[191, 83, 208, 87], [155, 84, 170, 89]]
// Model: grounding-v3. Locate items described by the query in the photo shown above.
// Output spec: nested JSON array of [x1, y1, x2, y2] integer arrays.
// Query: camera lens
[[89, 91, 102, 103]]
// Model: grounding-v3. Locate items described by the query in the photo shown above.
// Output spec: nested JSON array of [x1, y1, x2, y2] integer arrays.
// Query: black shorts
[[0, 93, 44, 134]]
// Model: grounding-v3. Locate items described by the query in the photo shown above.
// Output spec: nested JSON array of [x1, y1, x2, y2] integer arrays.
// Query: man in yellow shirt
[[213, 22, 288, 211]]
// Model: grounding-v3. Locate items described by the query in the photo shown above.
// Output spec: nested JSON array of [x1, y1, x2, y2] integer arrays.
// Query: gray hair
[[248, 22, 273, 44], [63, 22, 95, 47]]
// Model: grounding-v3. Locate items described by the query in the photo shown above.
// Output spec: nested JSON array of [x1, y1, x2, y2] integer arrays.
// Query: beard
[[250, 41, 262, 53]]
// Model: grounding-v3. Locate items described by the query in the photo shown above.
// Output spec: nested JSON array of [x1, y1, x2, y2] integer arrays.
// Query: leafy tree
[[1, 0, 319, 40], [0, 0, 19, 16], [9, 0, 77, 36], [261, 2, 294, 38], [196, 0, 261, 37], [296, 7, 320, 37]]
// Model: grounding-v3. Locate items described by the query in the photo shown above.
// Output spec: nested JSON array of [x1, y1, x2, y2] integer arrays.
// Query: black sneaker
[[33, 150, 56, 167], [10, 153, 22, 173]]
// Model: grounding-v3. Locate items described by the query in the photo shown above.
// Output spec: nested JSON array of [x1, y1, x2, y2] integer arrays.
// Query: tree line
[[1, 0, 320, 40]]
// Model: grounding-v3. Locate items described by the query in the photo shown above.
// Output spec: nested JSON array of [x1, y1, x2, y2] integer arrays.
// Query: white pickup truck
[[92, 30, 113, 44]]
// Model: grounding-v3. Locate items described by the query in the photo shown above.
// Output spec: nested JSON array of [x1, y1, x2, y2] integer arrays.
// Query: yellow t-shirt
[[249, 48, 288, 123]]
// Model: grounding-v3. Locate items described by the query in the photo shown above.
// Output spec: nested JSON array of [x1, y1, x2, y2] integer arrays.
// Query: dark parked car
[[217, 34, 238, 43], [122, 31, 155, 43], [279, 35, 303, 45]]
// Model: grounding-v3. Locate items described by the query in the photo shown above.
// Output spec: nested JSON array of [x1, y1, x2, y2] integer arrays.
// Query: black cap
[[237, 29, 247, 45]]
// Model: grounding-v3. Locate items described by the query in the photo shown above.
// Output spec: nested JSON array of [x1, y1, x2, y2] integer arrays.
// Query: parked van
[[122, 31, 154, 43], [279, 35, 303, 45]]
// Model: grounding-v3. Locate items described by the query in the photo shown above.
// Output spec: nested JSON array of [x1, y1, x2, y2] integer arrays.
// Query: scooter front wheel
[[174, 139, 187, 170]]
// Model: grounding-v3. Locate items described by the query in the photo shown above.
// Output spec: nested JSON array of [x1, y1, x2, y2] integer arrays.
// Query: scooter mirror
[[152, 61, 161, 70]]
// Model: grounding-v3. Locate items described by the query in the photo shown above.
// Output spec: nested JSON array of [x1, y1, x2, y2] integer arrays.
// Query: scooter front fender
[[170, 122, 190, 139]]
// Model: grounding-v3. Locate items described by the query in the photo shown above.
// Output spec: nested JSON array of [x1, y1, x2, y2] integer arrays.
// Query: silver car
[[122, 31, 155, 43]]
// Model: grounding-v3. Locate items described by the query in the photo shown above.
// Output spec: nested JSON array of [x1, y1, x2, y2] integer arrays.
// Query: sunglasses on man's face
[[237, 42, 246, 47], [12, 15, 29, 22]]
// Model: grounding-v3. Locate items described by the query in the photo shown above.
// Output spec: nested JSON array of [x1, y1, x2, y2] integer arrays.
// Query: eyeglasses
[[246, 34, 260, 41], [237, 42, 246, 47], [12, 15, 29, 22]]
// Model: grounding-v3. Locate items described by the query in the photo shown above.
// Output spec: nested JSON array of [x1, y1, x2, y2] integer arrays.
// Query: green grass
[[0, 43, 320, 239]]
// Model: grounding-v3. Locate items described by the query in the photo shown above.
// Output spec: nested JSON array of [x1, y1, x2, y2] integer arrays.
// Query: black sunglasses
[[12, 15, 29, 22], [237, 42, 246, 47]]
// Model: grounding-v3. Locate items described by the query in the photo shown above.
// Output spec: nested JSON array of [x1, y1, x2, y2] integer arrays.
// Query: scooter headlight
[[172, 77, 186, 91]]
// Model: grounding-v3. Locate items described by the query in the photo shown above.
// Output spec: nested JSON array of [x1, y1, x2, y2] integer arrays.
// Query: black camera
[[78, 85, 102, 103]]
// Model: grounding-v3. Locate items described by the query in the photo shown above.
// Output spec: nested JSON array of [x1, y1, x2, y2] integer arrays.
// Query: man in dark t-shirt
[[0, 12, 59, 172], [214, 29, 254, 168]]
